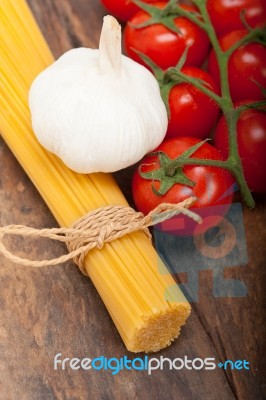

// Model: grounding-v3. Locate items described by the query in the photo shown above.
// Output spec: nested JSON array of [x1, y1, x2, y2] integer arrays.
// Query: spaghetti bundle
[[0, 0, 191, 352]]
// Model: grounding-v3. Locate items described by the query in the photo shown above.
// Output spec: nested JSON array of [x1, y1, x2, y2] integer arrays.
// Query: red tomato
[[208, 29, 266, 102], [132, 137, 234, 215], [207, 0, 266, 37], [214, 104, 266, 193], [100, 0, 158, 22], [166, 67, 220, 139], [124, 2, 210, 70]]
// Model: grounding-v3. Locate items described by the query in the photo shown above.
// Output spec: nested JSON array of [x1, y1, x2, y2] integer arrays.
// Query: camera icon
[[154, 203, 248, 302]]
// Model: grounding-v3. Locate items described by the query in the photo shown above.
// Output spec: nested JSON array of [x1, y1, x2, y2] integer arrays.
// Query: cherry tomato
[[100, 0, 158, 22], [166, 67, 220, 139], [132, 137, 234, 215], [214, 104, 266, 193], [208, 29, 266, 102], [207, 0, 266, 37], [124, 2, 210, 70]]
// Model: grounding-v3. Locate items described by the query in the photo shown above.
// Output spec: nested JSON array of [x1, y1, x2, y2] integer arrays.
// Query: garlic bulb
[[29, 16, 168, 174]]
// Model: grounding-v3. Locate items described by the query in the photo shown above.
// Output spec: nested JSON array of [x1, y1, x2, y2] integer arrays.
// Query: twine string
[[0, 197, 201, 276]]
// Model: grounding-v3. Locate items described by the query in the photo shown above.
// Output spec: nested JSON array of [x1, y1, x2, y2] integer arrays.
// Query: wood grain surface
[[0, 1, 265, 399]]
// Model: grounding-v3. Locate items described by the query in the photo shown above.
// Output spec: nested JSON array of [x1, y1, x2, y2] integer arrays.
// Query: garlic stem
[[98, 15, 121, 74]]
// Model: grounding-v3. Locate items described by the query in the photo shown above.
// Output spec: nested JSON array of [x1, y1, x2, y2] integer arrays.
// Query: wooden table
[[0, 1, 265, 399]]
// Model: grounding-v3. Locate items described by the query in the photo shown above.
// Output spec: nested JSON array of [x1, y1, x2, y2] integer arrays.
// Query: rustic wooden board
[[0, 1, 265, 399]]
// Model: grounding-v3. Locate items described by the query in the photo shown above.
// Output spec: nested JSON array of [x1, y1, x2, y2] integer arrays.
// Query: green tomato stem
[[164, 155, 255, 208], [188, 0, 255, 207], [171, 3, 207, 31], [225, 27, 265, 57], [165, 158, 227, 172], [194, 0, 232, 105], [164, 68, 222, 106]]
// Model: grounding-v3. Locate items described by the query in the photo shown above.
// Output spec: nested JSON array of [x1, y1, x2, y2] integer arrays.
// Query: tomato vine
[[132, 0, 266, 208]]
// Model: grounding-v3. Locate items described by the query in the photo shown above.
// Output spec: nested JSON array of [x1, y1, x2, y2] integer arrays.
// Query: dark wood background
[[0, 1, 265, 399]]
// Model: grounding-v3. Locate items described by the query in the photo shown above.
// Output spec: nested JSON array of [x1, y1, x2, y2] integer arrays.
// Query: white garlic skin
[[29, 48, 168, 174]]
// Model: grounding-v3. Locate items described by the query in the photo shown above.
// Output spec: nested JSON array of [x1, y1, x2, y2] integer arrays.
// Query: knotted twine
[[0, 197, 201, 276]]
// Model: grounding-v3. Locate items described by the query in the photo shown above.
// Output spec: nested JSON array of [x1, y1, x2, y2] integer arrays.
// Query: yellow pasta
[[0, 0, 191, 352]]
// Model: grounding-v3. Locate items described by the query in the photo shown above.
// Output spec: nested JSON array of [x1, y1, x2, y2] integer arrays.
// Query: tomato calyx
[[130, 0, 202, 35], [251, 25, 266, 46], [224, 26, 266, 59], [134, 46, 215, 117], [132, 48, 179, 114], [129, 1, 181, 34], [131, 48, 175, 114], [139, 140, 207, 196], [237, 99, 266, 113]]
